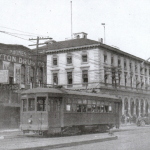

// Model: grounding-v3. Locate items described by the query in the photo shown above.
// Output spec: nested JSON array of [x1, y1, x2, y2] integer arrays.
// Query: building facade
[[0, 43, 46, 128], [38, 32, 150, 124]]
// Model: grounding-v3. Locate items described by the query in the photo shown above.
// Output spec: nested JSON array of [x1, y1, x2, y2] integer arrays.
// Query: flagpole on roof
[[71, 1, 73, 39], [101, 23, 105, 44]]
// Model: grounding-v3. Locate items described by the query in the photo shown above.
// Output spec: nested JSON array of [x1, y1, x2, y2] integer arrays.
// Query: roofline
[[46, 42, 149, 64], [46, 44, 100, 54], [101, 44, 149, 64]]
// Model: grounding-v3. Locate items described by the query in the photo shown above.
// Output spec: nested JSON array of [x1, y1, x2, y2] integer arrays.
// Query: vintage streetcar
[[20, 87, 121, 136]]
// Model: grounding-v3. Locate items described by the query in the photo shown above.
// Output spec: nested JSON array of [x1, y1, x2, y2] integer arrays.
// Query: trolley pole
[[29, 37, 52, 88]]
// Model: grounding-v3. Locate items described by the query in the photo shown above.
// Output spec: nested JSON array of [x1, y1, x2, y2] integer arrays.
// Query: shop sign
[[0, 54, 44, 67]]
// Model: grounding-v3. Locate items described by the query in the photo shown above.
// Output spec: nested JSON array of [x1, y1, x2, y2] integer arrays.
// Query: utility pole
[[29, 37, 52, 88]]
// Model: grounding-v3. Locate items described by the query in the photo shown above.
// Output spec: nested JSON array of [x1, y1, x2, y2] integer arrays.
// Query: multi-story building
[[38, 32, 150, 123], [0, 43, 46, 128]]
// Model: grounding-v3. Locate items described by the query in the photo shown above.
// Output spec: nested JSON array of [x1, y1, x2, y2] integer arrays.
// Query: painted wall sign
[[0, 54, 44, 67]]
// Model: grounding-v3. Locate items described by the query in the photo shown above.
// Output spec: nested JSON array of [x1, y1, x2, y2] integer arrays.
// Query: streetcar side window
[[109, 106, 112, 112], [64, 98, 113, 113], [37, 97, 46, 111], [100, 105, 104, 112], [109, 103, 112, 112], [28, 98, 35, 111], [22, 99, 27, 112], [66, 98, 71, 112], [97, 101, 101, 112], [72, 99, 77, 112], [91, 100, 97, 112], [105, 106, 109, 112]]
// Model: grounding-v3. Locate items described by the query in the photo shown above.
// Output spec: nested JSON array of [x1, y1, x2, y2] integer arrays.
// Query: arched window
[[124, 99, 128, 116], [141, 100, 144, 116], [136, 99, 139, 117], [145, 100, 149, 116], [130, 100, 134, 116]]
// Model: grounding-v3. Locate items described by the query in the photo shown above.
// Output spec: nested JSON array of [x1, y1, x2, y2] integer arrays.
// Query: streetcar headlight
[[28, 119, 32, 124]]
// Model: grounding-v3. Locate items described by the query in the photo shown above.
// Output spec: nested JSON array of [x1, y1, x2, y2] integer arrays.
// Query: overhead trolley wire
[[0, 25, 47, 37], [0, 30, 36, 43]]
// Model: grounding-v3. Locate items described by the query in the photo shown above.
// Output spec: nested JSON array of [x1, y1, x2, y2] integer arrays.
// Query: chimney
[[98, 38, 103, 43]]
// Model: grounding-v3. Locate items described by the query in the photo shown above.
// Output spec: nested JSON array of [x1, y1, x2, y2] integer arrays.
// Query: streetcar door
[[49, 98, 62, 127]]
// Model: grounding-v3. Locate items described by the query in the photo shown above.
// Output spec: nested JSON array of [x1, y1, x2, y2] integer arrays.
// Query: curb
[[0, 129, 20, 133], [18, 136, 118, 150]]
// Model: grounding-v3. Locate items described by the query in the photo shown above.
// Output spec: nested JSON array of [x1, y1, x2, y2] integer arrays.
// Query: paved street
[[0, 125, 150, 150], [57, 126, 150, 150]]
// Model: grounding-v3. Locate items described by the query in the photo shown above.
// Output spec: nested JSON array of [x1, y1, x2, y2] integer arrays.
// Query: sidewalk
[[0, 132, 118, 150], [0, 124, 149, 150]]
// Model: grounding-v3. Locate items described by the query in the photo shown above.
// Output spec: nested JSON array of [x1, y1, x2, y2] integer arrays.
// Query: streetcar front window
[[22, 99, 27, 112], [37, 97, 46, 111], [28, 98, 35, 111]]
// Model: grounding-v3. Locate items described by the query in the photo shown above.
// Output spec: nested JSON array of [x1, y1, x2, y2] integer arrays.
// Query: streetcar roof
[[21, 87, 120, 100], [66, 90, 118, 99]]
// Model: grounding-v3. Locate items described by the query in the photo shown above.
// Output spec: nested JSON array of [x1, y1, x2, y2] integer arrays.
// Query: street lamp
[[101, 23, 105, 44]]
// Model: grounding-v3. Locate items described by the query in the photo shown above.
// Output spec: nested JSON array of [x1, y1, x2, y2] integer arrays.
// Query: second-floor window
[[118, 59, 121, 67], [53, 73, 58, 85], [67, 72, 73, 85], [82, 54, 88, 62], [129, 62, 132, 71], [104, 70, 108, 84], [111, 56, 114, 65], [104, 54, 107, 63], [82, 70, 88, 83], [145, 68, 147, 76], [124, 73, 127, 87], [118, 73, 121, 86], [124, 61, 127, 70], [53, 57, 57, 66], [67, 56, 72, 64], [135, 64, 137, 73], [140, 67, 143, 74], [141, 76, 144, 88], [130, 75, 133, 87]]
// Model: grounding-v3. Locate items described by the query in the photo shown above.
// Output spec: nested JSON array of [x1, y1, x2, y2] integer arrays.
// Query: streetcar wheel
[[140, 120, 145, 126]]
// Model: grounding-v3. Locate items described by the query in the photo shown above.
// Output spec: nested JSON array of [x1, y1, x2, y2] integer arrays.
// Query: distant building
[[0, 43, 46, 128], [38, 32, 150, 123]]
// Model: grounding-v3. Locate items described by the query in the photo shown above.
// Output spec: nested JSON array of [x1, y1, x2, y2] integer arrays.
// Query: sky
[[0, 0, 150, 60]]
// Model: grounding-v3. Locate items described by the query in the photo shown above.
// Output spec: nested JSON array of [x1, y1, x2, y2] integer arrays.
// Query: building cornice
[[46, 41, 150, 65], [100, 44, 150, 64], [46, 44, 100, 54]]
